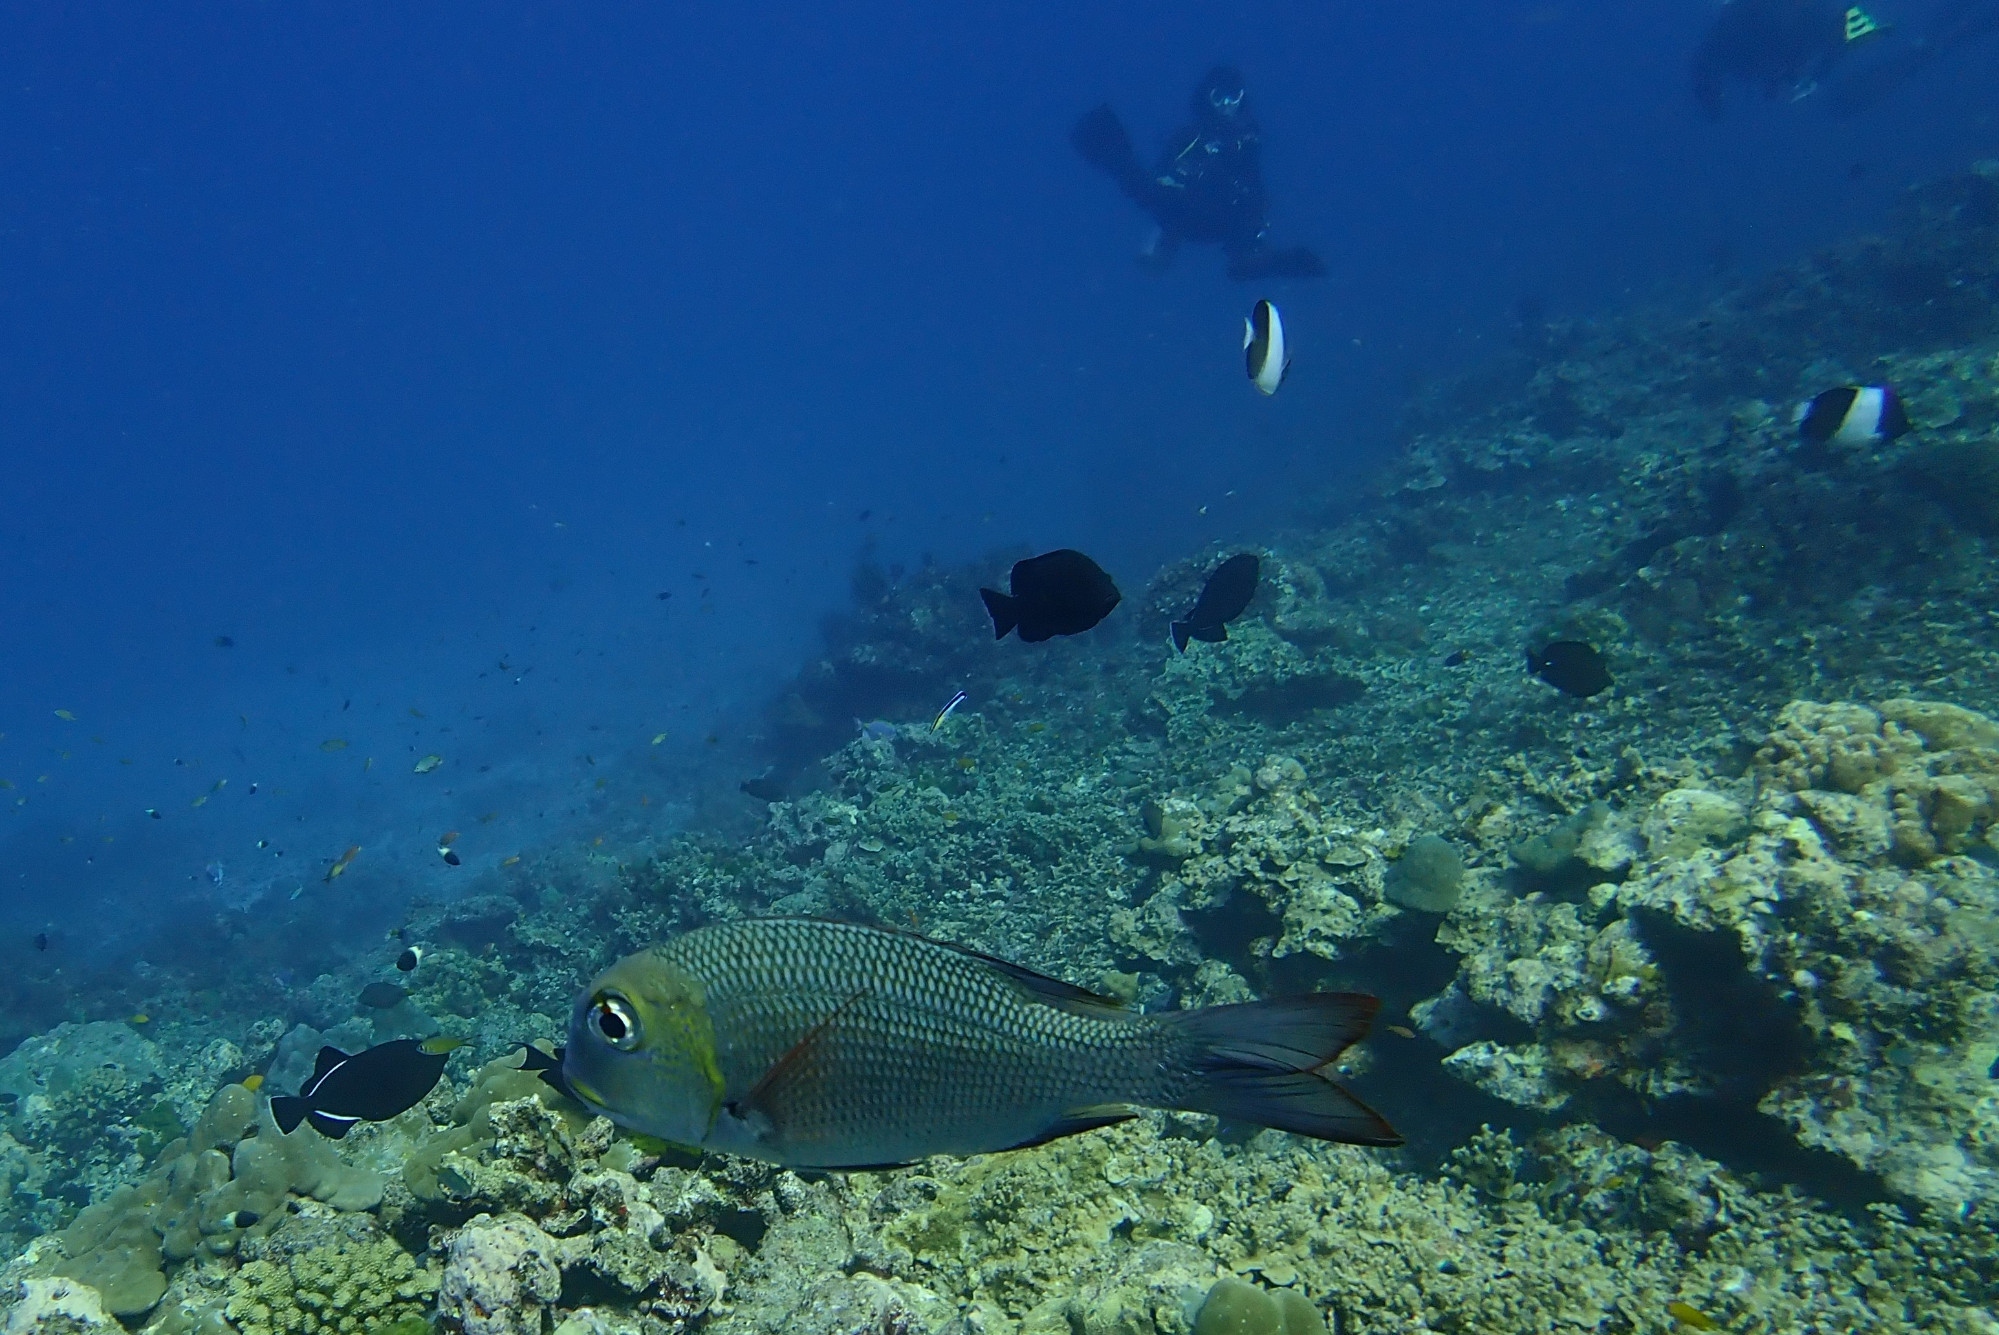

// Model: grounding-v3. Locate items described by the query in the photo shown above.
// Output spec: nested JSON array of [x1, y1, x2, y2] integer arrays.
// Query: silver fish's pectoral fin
[[732, 989, 872, 1150]]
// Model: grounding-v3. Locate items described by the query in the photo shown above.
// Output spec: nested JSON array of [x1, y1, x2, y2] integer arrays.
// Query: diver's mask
[[1207, 86, 1244, 116]]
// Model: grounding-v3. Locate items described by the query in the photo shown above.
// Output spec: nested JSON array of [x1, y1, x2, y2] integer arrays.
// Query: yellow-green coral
[[224, 1236, 435, 1335]]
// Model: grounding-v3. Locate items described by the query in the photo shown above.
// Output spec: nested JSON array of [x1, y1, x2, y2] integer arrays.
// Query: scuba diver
[[1691, 0, 1999, 117], [1827, 0, 1999, 113], [1071, 65, 1325, 282]]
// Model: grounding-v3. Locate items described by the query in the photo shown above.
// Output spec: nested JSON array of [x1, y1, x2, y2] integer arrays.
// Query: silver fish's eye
[[592, 995, 641, 1050]]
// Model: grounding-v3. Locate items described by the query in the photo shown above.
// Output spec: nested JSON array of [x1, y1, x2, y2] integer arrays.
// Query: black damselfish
[[1172, 553, 1260, 652], [271, 1037, 464, 1138], [1527, 641, 1612, 698], [980, 549, 1121, 643]]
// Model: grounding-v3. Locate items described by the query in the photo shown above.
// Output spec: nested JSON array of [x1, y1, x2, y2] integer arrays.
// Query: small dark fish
[[657, 591, 671, 600], [228, 1210, 260, 1228], [396, 946, 423, 973], [980, 549, 1121, 643], [214, 636, 235, 648], [145, 808, 162, 819], [439, 849, 461, 866], [1795, 385, 1910, 448], [741, 775, 789, 803], [1527, 641, 1612, 698], [358, 982, 408, 1009], [32, 932, 47, 952], [271, 1037, 465, 1137], [1443, 649, 1469, 667], [1171, 553, 1259, 653]]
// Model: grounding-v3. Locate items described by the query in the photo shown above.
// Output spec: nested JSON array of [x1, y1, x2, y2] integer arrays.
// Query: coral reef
[[1415, 693, 1999, 1213], [9, 155, 1999, 1335], [224, 1216, 432, 1335]]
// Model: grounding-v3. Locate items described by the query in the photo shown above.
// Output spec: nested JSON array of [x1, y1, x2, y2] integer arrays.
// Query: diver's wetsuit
[[1692, 0, 1999, 116], [1690, 0, 1854, 118], [1071, 65, 1323, 282], [1828, 0, 1999, 113]]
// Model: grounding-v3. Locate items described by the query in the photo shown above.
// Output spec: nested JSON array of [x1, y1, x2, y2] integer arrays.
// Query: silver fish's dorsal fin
[[756, 915, 1131, 1017], [929, 937, 1131, 1019]]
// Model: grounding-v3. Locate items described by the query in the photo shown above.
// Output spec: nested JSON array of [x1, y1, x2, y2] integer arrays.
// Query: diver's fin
[[1168, 992, 1402, 1146], [270, 1096, 310, 1135], [979, 588, 1017, 640], [1003, 1105, 1136, 1153], [1070, 104, 1147, 196], [1829, 46, 1934, 113], [1171, 620, 1192, 653]]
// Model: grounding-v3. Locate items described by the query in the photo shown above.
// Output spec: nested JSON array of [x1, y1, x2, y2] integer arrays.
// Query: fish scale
[[650, 919, 1177, 1157]]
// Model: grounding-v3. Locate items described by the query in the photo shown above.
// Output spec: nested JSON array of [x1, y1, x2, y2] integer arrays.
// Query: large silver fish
[[561, 917, 1399, 1168]]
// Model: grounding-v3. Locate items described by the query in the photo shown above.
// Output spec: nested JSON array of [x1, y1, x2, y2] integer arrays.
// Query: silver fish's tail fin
[[1168, 992, 1402, 1146], [270, 1096, 310, 1136], [979, 588, 1018, 640]]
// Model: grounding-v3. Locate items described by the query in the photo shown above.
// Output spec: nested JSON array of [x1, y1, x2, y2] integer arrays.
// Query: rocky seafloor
[[7, 162, 1999, 1335]]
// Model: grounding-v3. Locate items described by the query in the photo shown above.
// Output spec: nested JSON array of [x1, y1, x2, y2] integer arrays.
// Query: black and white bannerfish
[[1795, 384, 1911, 448], [271, 1036, 465, 1137], [1244, 300, 1289, 396]]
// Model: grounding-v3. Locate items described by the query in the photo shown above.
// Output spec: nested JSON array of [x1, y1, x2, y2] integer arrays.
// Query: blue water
[[1, 2, 1992, 954]]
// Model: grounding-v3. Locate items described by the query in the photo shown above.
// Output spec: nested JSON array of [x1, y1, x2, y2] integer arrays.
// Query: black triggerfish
[[1527, 640, 1612, 698], [979, 549, 1121, 643], [560, 917, 1400, 1169], [272, 1037, 465, 1137], [1172, 553, 1260, 652]]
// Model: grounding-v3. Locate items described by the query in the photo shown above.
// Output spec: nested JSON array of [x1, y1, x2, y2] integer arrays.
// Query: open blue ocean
[[2, 4, 1998, 1333]]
